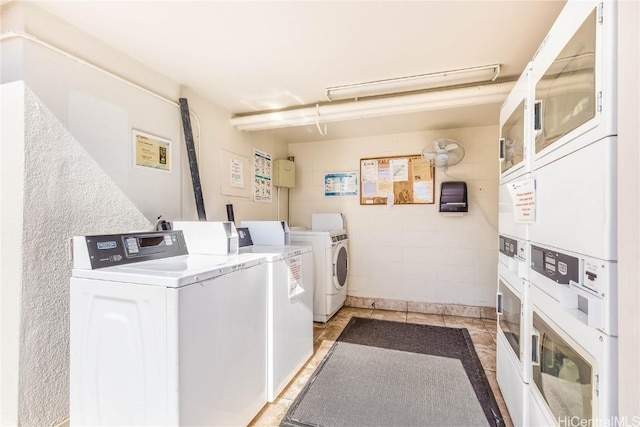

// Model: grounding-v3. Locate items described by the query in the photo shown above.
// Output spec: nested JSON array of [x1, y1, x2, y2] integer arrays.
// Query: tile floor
[[249, 307, 514, 427]]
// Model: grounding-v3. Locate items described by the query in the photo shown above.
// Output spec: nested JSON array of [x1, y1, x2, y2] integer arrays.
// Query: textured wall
[[16, 84, 154, 426], [289, 126, 499, 307]]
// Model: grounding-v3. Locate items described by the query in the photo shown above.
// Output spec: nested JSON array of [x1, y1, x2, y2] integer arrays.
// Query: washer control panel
[[331, 233, 348, 243], [530, 245, 579, 285], [499, 235, 526, 261], [80, 231, 188, 269]]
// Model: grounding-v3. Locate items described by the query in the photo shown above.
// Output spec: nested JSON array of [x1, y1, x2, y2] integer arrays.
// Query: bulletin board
[[360, 154, 435, 205]]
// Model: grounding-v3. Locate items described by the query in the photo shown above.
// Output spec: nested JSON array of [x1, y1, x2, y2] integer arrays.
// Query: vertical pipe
[[179, 98, 206, 220]]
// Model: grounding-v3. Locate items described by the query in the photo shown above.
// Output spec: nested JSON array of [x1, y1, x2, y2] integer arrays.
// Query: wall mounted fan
[[421, 138, 465, 171]]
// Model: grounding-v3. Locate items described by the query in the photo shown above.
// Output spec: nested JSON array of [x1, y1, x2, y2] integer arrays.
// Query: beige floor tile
[[482, 318, 497, 334], [334, 306, 373, 319], [475, 347, 497, 372], [485, 371, 514, 427], [280, 366, 315, 401], [312, 327, 324, 341], [443, 315, 488, 331], [469, 329, 496, 349], [249, 397, 293, 426], [318, 324, 345, 341], [344, 296, 376, 309], [406, 312, 445, 326], [326, 315, 351, 329], [305, 340, 333, 370], [443, 304, 482, 318], [370, 310, 407, 322], [373, 298, 408, 311]]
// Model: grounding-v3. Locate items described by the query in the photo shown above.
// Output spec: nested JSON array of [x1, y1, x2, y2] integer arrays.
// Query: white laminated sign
[[507, 178, 536, 223]]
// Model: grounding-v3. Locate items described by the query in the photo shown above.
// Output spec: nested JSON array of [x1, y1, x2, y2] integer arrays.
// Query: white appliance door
[[177, 263, 267, 426], [332, 241, 349, 292], [268, 253, 314, 401], [70, 278, 169, 426], [530, 310, 596, 424]]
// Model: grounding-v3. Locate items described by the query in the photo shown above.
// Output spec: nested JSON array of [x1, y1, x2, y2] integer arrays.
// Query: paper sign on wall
[[133, 130, 171, 172], [253, 149, 272, 203], [507, 178, 536, 223]]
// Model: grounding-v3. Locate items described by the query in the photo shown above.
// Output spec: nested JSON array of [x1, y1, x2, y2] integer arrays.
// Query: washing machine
[[70, 230, 268, 426], [239, 244, 314, 402], [290, 229, 348, 323]]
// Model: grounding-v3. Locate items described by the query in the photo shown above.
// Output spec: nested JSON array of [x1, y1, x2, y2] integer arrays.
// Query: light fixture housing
[[230, 80, 515, 132], [325, 64, 501, 101]]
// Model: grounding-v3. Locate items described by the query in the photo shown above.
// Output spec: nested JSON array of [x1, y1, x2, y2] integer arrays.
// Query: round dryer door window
[[332, 242, 348, 290]]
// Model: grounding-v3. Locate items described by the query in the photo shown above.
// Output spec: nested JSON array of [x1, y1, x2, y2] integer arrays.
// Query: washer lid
[[72, 253, 266, 288], [239, 244, 312, 261]]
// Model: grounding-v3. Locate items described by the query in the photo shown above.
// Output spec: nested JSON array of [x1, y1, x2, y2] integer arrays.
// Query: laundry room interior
[[1, 1, 639, 426]]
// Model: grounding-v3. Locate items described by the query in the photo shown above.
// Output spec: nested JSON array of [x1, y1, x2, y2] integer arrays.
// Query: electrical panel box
[[273, 159, 295, 188]]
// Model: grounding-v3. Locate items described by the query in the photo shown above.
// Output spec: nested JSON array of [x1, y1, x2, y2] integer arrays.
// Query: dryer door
[[332, 241, 349, 291]]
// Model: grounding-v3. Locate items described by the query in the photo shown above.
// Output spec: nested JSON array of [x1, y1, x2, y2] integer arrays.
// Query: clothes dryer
[[531, 0, 617, 171], [70, 231, 268, 426], [528, 241, 617, 336], [290, 229, 348, 323], [528, 285, 617, 426], [496, 235, 531, 426], [499, 62, 533, 184], [239, 244, 314, 402]]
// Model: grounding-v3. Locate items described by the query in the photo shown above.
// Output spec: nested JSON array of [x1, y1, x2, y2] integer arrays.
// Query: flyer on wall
[[253, 149, 272, 203]]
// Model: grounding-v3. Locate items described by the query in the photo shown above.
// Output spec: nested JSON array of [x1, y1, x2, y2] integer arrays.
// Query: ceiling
[[29, 0, 565, 143]]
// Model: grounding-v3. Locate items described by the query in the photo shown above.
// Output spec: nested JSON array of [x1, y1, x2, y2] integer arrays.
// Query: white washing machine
[[239, 244, 314, 402], [290, 229, 348, 323], [70, 230, 268, 426]]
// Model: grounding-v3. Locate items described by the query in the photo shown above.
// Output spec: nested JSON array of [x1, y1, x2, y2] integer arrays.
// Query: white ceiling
[[30, 0, 565, 143]]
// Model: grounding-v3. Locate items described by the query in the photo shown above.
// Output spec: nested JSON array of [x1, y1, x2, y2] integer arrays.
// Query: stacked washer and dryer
[[497, 1, 618, 425], [290, 213, 349, 323]]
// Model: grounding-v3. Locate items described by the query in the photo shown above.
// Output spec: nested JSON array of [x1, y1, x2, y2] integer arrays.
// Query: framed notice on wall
[[132, 130, 172, 172], [360, 154, 435, 205]]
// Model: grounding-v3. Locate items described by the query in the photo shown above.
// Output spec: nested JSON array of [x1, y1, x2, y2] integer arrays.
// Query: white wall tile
[[289, 125, 499, 307]]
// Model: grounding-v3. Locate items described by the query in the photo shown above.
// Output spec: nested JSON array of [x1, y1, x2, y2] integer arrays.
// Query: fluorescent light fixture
[[325, 64, 501, 101], [230, 80, 515, 132]]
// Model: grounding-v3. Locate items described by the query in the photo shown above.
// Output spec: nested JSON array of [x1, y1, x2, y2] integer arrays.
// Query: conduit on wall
[[0, 30, 203, 220], [230, 81, 515, 132]]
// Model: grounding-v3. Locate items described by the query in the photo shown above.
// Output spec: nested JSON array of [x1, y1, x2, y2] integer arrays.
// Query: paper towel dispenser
[[439, 181, 468, 213]]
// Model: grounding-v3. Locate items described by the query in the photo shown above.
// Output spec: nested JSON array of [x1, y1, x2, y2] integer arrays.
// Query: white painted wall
[[179, 87, 289, 224], [0, 3, 287, 425], [617, 0, 640, 419], [0, 81, 26, 427], [289, 126, 499, 307]]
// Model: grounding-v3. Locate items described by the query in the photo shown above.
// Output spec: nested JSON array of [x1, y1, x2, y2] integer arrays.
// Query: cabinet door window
[[535, 8, 597, 153], [500, 100, 525, 174]]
